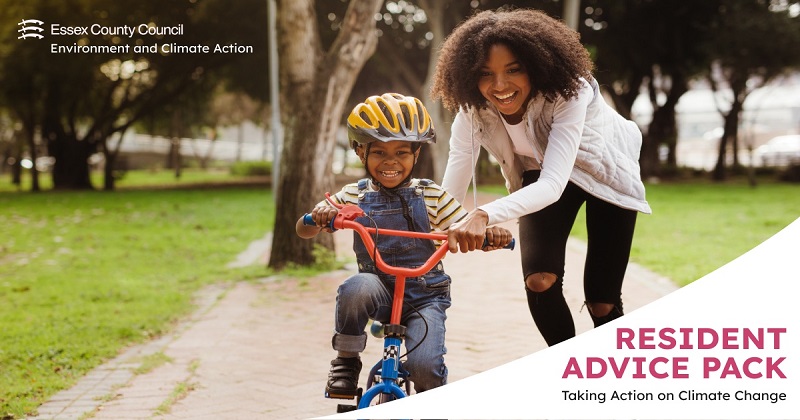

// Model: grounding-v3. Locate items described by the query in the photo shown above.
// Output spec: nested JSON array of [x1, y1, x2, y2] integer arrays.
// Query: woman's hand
[[447, 208, 490, 253], [482, 225, 513, 251]]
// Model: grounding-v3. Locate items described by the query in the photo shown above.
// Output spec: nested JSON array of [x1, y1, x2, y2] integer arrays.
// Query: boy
[[296, 93, 512, 398]]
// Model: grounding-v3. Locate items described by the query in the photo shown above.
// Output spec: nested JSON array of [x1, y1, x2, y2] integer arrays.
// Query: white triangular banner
[[322, 218, 799, 419]]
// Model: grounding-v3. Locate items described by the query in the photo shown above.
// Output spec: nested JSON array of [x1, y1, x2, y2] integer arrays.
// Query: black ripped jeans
[[519, 170, 637, 346]]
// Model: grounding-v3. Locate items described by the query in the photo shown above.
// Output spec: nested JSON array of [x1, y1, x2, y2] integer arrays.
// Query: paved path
[[31, 197, 677, 420]]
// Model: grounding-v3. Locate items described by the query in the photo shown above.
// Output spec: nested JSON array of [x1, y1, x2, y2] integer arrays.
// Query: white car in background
[[755, 134, 800, 167]]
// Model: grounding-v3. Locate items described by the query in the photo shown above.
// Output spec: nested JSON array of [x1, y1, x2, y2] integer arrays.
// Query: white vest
[[465, 78, 652, 214]]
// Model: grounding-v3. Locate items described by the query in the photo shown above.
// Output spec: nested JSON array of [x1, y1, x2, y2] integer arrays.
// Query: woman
[[431, 8, 652, 346]]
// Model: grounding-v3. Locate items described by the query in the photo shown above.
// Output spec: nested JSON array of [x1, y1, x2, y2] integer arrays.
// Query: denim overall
[[332, 179, 451, 392]]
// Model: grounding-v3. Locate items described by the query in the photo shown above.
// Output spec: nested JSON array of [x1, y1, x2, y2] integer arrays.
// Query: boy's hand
[[482, 226, 512, 251], [296, 206, 339, 239], [312, 206, 339, 232]]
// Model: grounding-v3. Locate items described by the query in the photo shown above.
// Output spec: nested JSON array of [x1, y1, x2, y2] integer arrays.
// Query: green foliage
[[338, 0, 561, 102], [278, 244, 345, 281], [0, 0, 269, 189], [0, 186, 274, 418], [311, 243, 339, 270], [230, 161, 272, 177], [779, 164, 800, 183]]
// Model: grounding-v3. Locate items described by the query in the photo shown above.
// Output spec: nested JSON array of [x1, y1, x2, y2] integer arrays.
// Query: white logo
[[18, 19, 44, 40]]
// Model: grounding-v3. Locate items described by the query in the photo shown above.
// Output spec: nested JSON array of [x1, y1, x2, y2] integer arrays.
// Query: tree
[[580, 0, 720, 178], [268, 1, 579, 269], [702, 1, 800, 180], [0, 0, 267, 190], [0, 112, 24, 188], [133, 81, 218, 184], [268, 0, 384, 269]]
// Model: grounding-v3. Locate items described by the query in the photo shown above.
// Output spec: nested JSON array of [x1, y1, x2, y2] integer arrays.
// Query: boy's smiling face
[[358, 141, 419, 188]]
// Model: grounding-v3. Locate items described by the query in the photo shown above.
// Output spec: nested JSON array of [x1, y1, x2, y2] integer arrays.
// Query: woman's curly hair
[[430, 8, 595, 112]]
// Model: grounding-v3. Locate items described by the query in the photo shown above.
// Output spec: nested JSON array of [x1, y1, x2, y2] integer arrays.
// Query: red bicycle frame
[[316, 193, 450, 325]]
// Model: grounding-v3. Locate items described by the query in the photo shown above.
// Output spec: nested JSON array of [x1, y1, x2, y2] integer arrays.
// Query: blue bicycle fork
[[358, 330, 407, 408]]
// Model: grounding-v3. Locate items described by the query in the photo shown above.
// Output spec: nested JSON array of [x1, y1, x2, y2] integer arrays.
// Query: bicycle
[[304, 194, 514, 413]]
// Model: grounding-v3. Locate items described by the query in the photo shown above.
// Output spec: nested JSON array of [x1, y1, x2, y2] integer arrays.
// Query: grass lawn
[[1, 175, 274, 418], [0, 167, 263, 193], [624, 180, 798, 285], [0, 170, 798, 418]]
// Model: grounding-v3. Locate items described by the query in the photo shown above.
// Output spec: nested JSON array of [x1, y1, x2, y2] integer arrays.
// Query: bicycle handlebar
[[302, 212, 515, 256], [303, 201, 513, 326]]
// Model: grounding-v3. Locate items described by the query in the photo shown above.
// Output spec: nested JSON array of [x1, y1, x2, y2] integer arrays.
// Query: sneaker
[[325, 357, 362, 399]]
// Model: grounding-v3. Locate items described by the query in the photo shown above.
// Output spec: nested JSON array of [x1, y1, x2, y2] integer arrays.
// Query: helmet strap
[[377, 183, 415, 232]]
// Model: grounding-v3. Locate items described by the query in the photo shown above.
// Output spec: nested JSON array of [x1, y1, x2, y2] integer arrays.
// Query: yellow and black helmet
[[347, 93, 435, 148]]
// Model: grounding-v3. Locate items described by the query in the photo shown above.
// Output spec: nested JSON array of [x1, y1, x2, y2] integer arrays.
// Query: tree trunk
[[641, 117, 663, 179], [10, 139, 22, 188], [708, 71, 753, 181], [644, 100, 683, 176], [712, 133, 729, 181], [103, 152, 117, 191], [168, 138, 182, 179], [271, 103, 334, 268], [102, 130, 126, 191], [23, 121, 41, 192], [268, 0, 384, 270], [11, 160, 21, 187], [49, 134, 94, 190], [168, 109, 184, 179], [641, 72, 687, 178], [420, 0, 450, 182], [236, 124, 243, 162], [191, 130, 216, 170], [712, 99, 743, 181], [44, 79, 94, 190]]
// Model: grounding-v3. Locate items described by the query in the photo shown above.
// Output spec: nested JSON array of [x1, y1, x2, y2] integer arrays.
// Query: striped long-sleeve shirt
[[317, 178, 468, 232]]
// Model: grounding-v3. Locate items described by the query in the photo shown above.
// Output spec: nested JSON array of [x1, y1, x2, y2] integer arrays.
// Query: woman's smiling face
[[477, 43, 532, 124]]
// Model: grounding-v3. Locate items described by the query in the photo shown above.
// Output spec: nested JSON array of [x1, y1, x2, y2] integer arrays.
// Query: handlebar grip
[[302, 213, 336, 231], [482, 237, 515, 250]]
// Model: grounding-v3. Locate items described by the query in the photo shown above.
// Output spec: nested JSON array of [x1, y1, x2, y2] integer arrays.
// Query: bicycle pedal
[[336, 404, 358, 413], [325, 387, 362, 400], [325, 391, 356, 400]]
